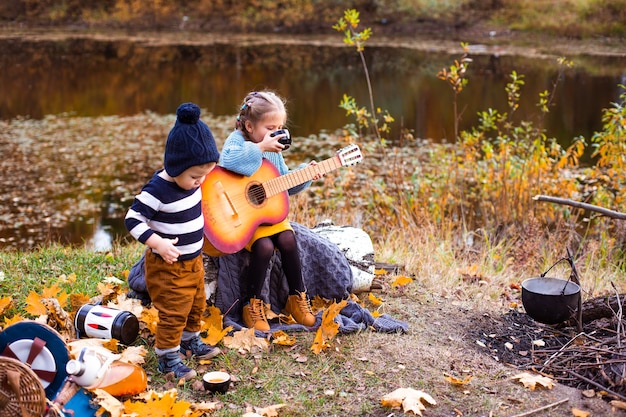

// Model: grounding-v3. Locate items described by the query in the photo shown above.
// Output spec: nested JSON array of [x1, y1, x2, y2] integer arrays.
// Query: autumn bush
[[1, 0, 625, 38]]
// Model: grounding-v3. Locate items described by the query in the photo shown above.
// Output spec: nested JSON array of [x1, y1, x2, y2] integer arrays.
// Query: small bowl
[[203, 371, 231, 394]]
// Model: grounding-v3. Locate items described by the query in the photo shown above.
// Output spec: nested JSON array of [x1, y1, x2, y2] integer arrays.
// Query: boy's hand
[[152, 237, 182, 264]]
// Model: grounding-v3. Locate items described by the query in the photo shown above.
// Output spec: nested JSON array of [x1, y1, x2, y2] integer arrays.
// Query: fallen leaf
[[272, 330, 296, 346], [532, 339, 545, 347], [0, 296, 12, 315], [368, 292, 383, 306], [572, 407, 590, 417], [93, 388, 124, 417], [223, 328, 269, 353], [203, 324, 232, 347], [141, 306, 159, 335], [122, 388, 202, 417], [444, 374, 472, 385], [381, 387, 436, 416], [24, 291, 47, 317], [391, 276, 413, 287], [254, 403, 286, 417], [119, 345, 147, 365], [511, 372, 554, 390], [311, 299, 347, 354], [610, 400, 626, 410]]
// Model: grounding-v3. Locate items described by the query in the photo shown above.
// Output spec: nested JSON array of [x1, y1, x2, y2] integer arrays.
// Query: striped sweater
[[125, 171, 204, 260]]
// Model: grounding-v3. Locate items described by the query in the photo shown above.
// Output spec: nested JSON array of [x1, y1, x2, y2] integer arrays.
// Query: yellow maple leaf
[[381, 388, 436, 416], [41, 283, 62, 299], [368, 292, 383, 306], [3, 315, 25, 327], [511, 372, 554, 390], [271, 330, 296, 346], [203, 305, 223, 329], [0, 296, 12, 316], [24, 291, 47, 317], [103, 339, 119, 352], [371, 310, 381, 318], [97, 282, 117, 299], [223, 328, 269, 353], [311, 299, 347, 354], [202, 324, 232, 347], [311, 295, 330, 313], [374, 268, 388, 275], [444, 374, 473, 385], [123, 389, 202, 417], [141, 306, 159, 335], [391, 276, 413, 287], [69, 293, 92, 313]]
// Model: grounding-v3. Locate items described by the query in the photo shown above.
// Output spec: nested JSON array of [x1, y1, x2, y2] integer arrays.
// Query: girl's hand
[[260, 130, 288, 153], [309, 161, 324, 180]]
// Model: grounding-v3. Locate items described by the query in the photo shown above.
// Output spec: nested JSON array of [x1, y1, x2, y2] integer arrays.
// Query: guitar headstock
[[337, 144, 363, 167]]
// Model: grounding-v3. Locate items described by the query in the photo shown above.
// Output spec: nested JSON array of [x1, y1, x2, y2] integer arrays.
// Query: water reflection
[[2, 37, 624, 142], [1, 35, 625, 250]]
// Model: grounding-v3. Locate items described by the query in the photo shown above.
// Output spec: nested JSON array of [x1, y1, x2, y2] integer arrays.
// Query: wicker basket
[[0, 356, 47, 417]]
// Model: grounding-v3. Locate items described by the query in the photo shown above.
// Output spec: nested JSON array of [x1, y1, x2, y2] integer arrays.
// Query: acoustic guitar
[[201, 144, 363, 254]]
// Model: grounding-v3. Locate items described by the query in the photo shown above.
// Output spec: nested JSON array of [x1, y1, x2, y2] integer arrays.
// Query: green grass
[[0, 242, 144, 316]]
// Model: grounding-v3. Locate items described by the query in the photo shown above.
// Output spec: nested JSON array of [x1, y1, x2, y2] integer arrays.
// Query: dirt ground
[[359, 283, 626, 417]]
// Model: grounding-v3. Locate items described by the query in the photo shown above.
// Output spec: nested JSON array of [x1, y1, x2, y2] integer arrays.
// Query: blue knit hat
[[164, 103, 220, 177]]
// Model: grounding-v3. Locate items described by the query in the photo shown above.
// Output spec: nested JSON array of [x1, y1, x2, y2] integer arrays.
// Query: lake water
[[1, 32, 625, 250]]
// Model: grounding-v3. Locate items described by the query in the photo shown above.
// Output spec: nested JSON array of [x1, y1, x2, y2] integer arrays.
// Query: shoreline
[[1, 26, 625, 59]]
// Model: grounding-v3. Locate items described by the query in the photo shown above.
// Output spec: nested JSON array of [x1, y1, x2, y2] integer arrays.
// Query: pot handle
[[540, 256, 572, 279]]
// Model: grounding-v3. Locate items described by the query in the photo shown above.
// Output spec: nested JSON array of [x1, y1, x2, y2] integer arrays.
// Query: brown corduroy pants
[[144, 250, 206, 350]]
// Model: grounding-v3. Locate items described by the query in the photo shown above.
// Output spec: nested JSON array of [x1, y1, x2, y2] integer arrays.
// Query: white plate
[[7, 339, 56, 388]]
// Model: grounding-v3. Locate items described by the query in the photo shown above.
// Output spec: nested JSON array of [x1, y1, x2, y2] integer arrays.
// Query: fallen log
[[533, 195, 626, 220], [581, 294, 626, 323]]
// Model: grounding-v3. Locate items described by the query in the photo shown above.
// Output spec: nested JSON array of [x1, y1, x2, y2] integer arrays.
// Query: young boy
[[125, 102, 221, 380]]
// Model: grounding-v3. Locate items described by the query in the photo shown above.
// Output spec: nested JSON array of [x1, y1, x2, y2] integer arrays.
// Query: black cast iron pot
[[521, 277, 580, 324]]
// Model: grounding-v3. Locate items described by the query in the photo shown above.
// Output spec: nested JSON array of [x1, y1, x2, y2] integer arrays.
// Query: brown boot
[[284, 292, 316, 327], [242, 297, 270, 332]]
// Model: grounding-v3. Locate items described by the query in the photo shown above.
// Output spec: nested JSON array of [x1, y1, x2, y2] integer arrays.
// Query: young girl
[[219, 90, 318, 332]]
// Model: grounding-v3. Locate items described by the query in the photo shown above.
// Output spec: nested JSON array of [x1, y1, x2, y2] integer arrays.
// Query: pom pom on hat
[[164, 102, 220, 177], [176, 102, 201, 124]]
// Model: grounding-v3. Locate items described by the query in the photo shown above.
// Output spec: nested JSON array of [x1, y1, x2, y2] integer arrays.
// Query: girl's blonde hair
[[236, 91, 287, 138]]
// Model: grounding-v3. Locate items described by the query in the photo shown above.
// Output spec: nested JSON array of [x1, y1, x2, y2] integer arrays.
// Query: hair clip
[[240, 104, 247, 110]]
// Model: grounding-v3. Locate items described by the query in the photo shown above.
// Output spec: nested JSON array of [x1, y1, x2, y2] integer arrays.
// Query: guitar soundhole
[[247, 183, 266, 206]]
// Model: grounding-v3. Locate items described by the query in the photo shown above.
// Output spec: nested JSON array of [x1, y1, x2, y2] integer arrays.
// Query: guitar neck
[[263, 154, 342, 197]]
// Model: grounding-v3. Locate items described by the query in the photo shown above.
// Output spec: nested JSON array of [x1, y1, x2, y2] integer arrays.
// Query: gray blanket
[[128, 222, 408, 334]]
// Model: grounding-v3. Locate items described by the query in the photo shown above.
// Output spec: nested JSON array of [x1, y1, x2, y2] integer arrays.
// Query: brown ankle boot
[[284, 292, 316, 327], [242, 297, 270, 332]]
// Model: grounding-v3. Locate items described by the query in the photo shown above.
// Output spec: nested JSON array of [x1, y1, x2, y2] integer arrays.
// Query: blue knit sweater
[[219, 129, 310, 195]]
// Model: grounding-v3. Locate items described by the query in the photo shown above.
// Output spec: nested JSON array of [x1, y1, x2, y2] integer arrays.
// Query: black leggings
[[244, 230, 305, 300]]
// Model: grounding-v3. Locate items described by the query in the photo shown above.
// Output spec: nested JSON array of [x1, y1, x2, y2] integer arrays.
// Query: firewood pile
[[471, 298, 626, 402]]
